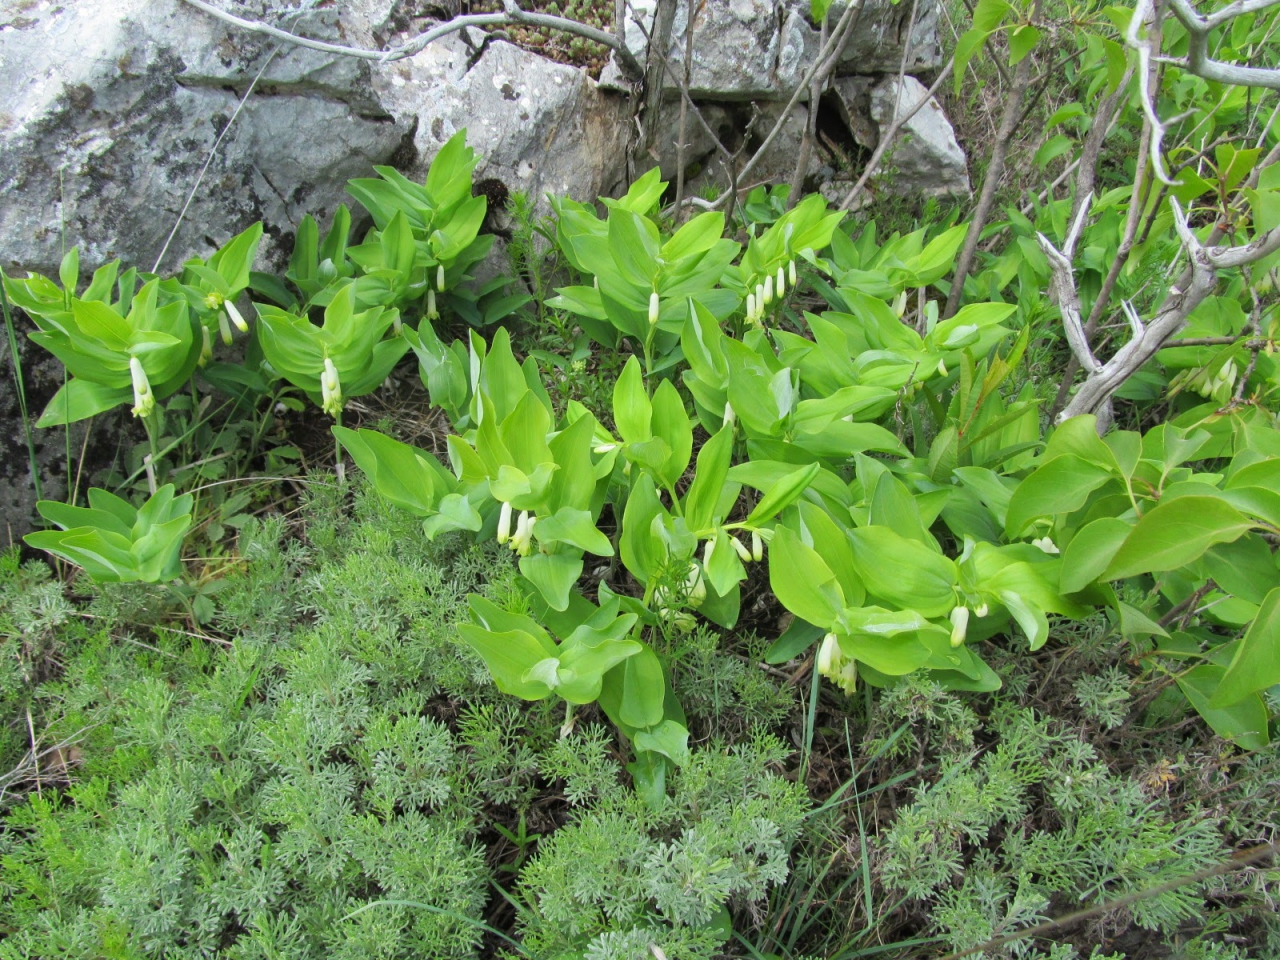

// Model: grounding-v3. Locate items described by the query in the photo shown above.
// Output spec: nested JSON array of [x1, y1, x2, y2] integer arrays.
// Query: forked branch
[[1041, 199, 1280, 427]]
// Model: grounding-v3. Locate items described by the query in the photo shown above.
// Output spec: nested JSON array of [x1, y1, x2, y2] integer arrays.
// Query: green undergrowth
[[0, 483, 807, 960], [1, 478, 1277, 958]]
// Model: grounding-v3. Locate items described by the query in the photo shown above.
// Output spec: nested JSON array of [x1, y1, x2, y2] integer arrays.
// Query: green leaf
[[1102, 496, 1254, 580], [1177, 664, 1269, 750], [422, 493, 483, 538], [651, 379, 693, 486], [332, 426, 443, 516], [633, 719, 690, 767], [973, 0, 1013, 31], [999, 590, 1050, 650], [705, 528, 747, 599], [768, 526, 844, 628], [520, 551, 584, 612], [684, 426, 735, 532], [618, 644, 666, 728], [764, 618, 825, 664], [613, 355, 651, 443], [1008, 23, 1040, 64], [36, 379, 132, 426], [847, 526, 956, 618], [744, 462, 820, 526], [1060, 517, 1132, 593], [1211, 586, 1280, 707], [535, 507, 614, 557], [1005, 455, 1115, 537], [457, 625, 555, 700], [620, 475, 666, 584]]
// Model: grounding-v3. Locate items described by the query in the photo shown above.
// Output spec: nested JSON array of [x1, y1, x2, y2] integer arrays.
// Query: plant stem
[[0, 268, 42, 503]]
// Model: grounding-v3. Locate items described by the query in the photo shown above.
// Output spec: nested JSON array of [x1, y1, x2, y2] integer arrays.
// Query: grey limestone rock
[[833, 74, 969, 199]]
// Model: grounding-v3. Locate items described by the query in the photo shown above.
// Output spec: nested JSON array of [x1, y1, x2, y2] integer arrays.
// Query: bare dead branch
[[180, 0, 644, 78], [1053, 200, 1280, 424], [1166, 0, 1280, 90]]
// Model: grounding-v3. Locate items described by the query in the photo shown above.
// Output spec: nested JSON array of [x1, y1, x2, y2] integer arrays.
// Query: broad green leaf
[[422, 493, 483, 538], [704, 528, 747, 598], [1005, 455, 1115, 537], [798, 501, 866, 606], [1177, 664, 1269, 750], [633, 719, 690, 766], [613, 355, 651, 443], [535, 507, 613, 557], [620, 475, 666, 584], [519, 551, 584, 612], [1211, 586, 1280, 707], [457, 625, 554, 700], [768, 526, 844, 628], [1008, 23, 1040, 64], [744, 462, 820, 526], [1103, 496, 1253, 580], [618, 644, 666, 728], [1060, 517, 1132, 593], [1203, 536, 1280, 604], [838, 628, 931, 676], [999, 590, 1050, 650], [684, 426, 735, 532], [651, 379, 692, 486], [847, 526, 956, 618], [764, 618, 825, 664], [36, 379, 132, 426], [332, 426, 441, 516]]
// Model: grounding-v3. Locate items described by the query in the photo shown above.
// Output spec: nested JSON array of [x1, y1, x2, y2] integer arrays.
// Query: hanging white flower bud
[[777, 264, 786, 299], [648, 290, 661, 326], [817, 632, 857, 694], [436, 264, 446, 291], [703, 537, 716, 567], [789, 259, 797, 287], [731, 535, 752, 563], [745, 292, 757, 323], [198, 325, 213, 367], [949, 606, 970, 647], [218, 310, 233, 346], [937, 358, 948, 377], [426, 288, 438, 320], [321, 357, 343, 418], [224, 298, 249, 334], [755, 282, 765, 311], [763, 274, 773, 306], [686, 566, 707, 607], [817, 632, 840, 677], [751, 530, 763, 562], [592, 442, 618, 454], [497, 501, 513, 544], [723, 401, 736, 428], [129, 356, 154, 418], [391, 310, 402, 335], [974, 602, 989, 618]]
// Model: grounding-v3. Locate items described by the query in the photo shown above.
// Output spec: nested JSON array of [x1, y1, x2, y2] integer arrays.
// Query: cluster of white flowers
[[496, 502, 538, 557], [744, 259, 799, 326]]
